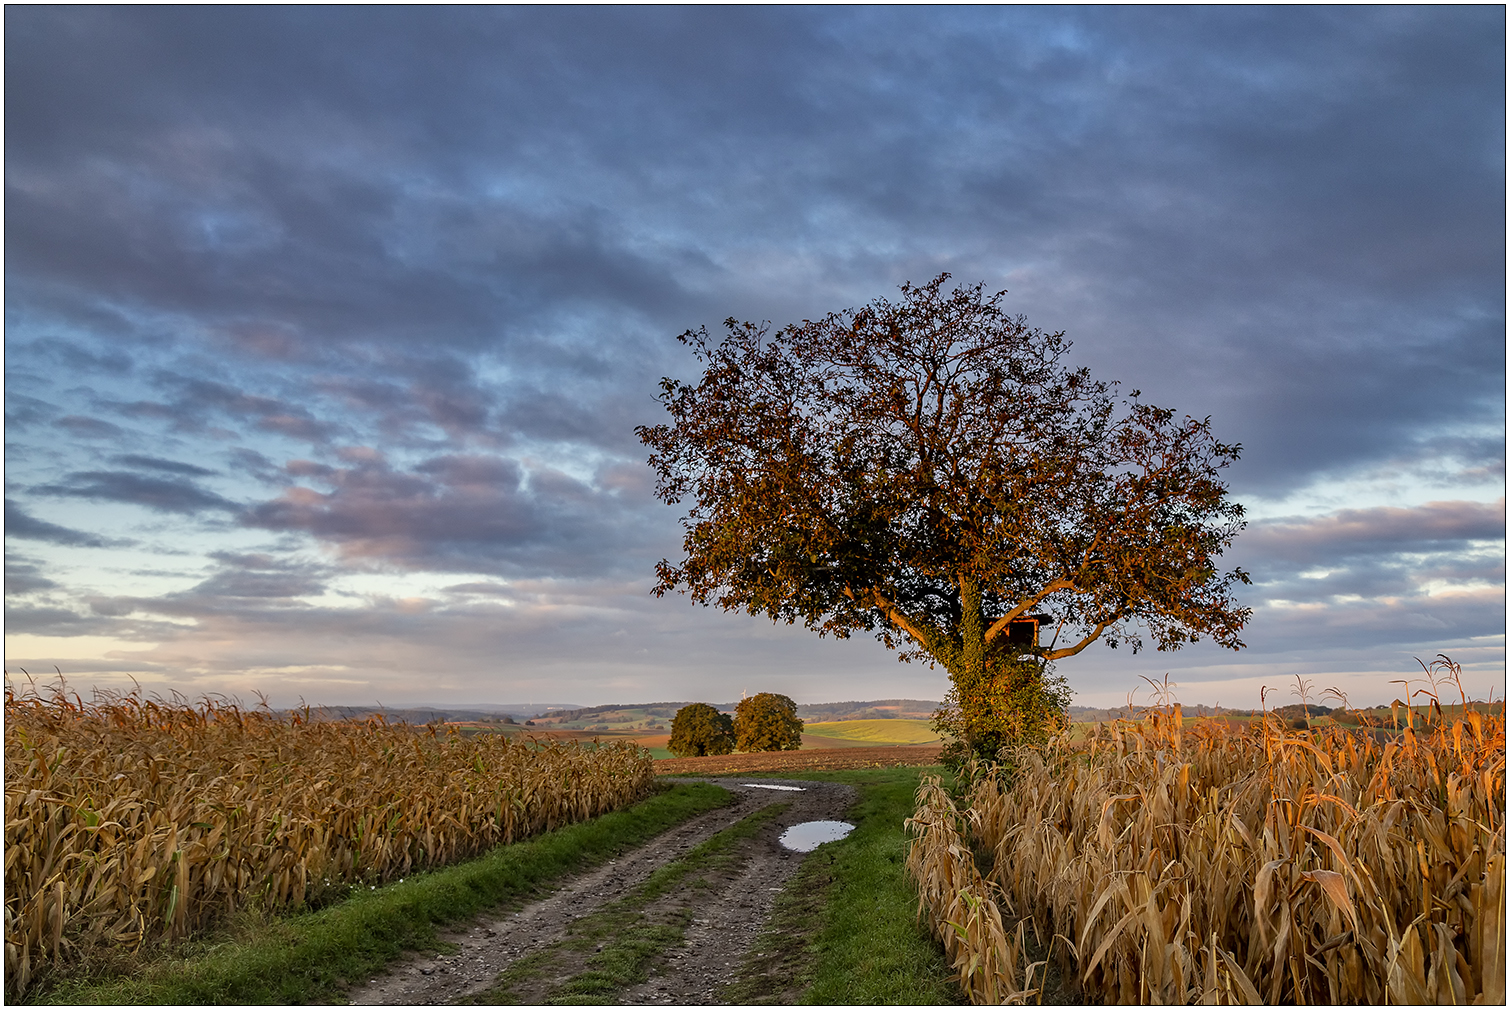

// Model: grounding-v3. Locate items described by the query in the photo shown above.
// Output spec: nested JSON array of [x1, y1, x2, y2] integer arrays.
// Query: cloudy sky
[[5, 7, 1503, 711]]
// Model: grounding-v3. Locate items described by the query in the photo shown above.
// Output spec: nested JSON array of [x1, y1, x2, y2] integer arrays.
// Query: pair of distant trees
[[666, 693, 803, 757]]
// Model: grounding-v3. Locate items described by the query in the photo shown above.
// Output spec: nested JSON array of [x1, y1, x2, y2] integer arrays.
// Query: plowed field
[[654, 743, 943, 775]]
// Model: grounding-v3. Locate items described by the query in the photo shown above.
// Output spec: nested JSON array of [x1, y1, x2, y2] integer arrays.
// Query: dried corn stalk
[[907, 773, 1045, 1004]]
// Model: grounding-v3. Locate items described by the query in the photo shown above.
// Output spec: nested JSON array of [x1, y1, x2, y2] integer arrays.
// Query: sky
[[5, 7, 1504, 711]]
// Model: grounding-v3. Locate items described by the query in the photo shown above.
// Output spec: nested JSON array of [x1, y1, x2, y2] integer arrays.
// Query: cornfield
[[908, 659, 1505, 1004], [4, 687, 655, 998]]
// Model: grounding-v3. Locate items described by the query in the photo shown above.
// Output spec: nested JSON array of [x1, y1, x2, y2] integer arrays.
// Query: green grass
[[718, 766, 965, 1005], [31, 782, 734, 1006], [473, 802, 790, 1004], [801, 718, 942, 745]]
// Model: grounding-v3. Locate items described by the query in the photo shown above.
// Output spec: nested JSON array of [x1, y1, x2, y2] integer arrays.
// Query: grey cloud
[[53, 415, 125, 439], [184, 569, 326, 599], [6, 498, 123, 546], [18, 337, 136, 376], [205, 550, 294, 568], [243, 453, 664, 576], [443, 581, 513, 596], [96, 376, 344, 445], [111, 400, 181, 423], [1250, 591, 1503, 654], [163, 377, 341, 441], [5, 557, 59, 595], [414, 454, 522, 488], [34, 470, 241, 514], [2, 603, 98, 635], [178, 551, 331, 601], [113, 454, 218, 477], [5, 394, 62, 429], [1226, 502, 1504, 638], [226, 447, 285, 483], [86, 596, 144, 618], [1239, 500, 1504, 568]]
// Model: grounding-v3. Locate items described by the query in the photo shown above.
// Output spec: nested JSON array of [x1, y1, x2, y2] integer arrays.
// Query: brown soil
[[340, 779, 858, 1006], [654, 742, 943, 776]]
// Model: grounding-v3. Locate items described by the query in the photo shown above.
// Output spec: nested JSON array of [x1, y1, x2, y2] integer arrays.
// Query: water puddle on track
[[778, 820, 854, 851]]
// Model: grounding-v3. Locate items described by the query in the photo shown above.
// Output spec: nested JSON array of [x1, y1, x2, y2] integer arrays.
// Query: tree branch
[[982, 580, 1074, 643], [1043, 620, 1113, 660], [842, 585, 940, 655]]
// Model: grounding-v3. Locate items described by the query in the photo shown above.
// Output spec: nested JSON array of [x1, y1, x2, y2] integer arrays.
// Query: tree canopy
[[638, 275, 1249, 754], [733, 692, 804, 752], [667, 702, 735, 757]]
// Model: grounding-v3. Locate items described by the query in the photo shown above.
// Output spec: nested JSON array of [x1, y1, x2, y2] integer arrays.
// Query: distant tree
[[734, 693, 804, 752], [667, 703, 736, 757], [638, 274, 1249, 761]]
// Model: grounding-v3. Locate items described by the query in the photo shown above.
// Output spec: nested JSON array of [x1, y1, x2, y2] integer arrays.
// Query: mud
[[342, 778, 856, 1005]]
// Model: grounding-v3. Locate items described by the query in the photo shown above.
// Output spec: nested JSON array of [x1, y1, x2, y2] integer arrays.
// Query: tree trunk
[[953, 575, 992, 754]]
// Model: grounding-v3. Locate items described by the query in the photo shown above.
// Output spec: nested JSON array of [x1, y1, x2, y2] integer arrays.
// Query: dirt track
[[341, 778, 857, 1006]]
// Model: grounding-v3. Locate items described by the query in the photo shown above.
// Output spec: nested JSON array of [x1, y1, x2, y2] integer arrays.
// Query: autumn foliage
[[666, 702, 736, 757], [733, 692, 804, 752]]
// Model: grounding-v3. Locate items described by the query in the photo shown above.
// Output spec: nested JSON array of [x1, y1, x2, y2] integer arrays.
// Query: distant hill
[[1068, 704, 1237, 722], [529, 698, 944, 730], [795, 699, 940, 722], [289, 697, 1485, 732], [295, 703, 575, 724], [538, 702, 688, 724]]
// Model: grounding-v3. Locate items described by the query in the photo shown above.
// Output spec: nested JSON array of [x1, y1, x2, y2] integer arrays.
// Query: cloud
[[4, 558, 60, 595], [1239, 499, 1504, 568], [5, 393, 62, 430], [33, 470, 241, 514], [2, 604, 100, 636], [112, 454, 218, 477], [52, 415, 125, 440], [1217, 500, 1505, 655], [181, 569, 326, 600], [241, 452, 664, 577], [16, 337, 136, 376], [5, 499, 125, 547]]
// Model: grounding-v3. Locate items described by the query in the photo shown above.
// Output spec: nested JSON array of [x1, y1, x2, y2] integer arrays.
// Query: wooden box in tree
[[1006, 614, 1050, 648]]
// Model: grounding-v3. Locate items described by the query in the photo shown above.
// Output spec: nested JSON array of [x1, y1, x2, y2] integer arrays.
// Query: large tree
[[637, 275, 1249, 757], [667, 702, 736, 757], [733, 692, 804, 752]]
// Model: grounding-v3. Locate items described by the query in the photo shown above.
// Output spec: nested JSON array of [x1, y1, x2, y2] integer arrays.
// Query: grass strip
[[475, 801, 790, 1005], [33, 782, 734, 1006], [716, 767, 966, 1005]]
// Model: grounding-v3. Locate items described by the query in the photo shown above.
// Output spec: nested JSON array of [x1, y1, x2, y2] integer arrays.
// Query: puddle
[[778, 820, 854, 851], [743, 783, 806, 792]]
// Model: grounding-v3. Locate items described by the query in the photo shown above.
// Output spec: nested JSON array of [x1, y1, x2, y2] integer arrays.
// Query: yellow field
[[4, 690, 654, 998], [909, 687, 1505, 1003], [802, 718, 942, 745]]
